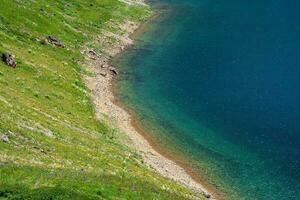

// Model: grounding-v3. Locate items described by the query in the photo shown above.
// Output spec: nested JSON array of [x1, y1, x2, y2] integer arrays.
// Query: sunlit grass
[[0, 0, 204, 199]]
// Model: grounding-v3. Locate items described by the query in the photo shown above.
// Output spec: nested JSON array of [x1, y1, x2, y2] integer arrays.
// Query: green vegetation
[[0, 0, 204, 199]]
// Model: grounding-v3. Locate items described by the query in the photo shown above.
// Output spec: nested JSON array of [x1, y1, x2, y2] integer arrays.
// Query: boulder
[[1, 134, 9, 143], [2, 53, 17, 68], [88, 50, 97, 57], [202, 191, 211, 199], [101, 64, 109, 68], [87, 50, 97, 60], [47, 35, 65, 48], [109, 67, 118, 76]]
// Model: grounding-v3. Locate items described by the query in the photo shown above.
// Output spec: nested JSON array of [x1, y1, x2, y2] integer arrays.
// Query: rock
[[1, 134, 9, 143], [87, 50, 97, 60], [41, 149, 47, 154], [40, 39, 48, 45], [2, 52, 17, 68], [202, 191, 211, 199], [88, 50, 97, 57], [46, 35, 65, 48], [99, 72, 107, 77], [101, 64, 109, 69], [109, 67, 118, 76], [43, 128, 54, 138]]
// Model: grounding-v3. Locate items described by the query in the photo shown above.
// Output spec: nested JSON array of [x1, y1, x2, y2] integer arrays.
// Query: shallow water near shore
[[113, 0, 300, 199]]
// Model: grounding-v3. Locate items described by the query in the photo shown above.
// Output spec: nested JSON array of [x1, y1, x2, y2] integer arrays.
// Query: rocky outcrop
[[2, 52, 17, 68], [46, 36, 65, 48]]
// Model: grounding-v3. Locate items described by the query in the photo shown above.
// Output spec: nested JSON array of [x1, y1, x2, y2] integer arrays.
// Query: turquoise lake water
[[113, 0, 300, 199]]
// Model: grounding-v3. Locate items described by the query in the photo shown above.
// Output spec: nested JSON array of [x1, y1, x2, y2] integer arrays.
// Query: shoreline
[[112, 93, 223, 200], [84, 6, 218, 200]]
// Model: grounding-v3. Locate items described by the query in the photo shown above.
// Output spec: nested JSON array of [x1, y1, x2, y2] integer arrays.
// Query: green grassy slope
[[0, 0, 204, 199]]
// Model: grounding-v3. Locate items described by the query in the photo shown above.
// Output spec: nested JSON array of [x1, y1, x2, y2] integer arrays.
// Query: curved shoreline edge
[[84, 6, 217, 200]]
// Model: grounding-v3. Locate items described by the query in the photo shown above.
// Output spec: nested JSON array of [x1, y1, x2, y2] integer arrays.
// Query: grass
[[0, 0, 205, 199]]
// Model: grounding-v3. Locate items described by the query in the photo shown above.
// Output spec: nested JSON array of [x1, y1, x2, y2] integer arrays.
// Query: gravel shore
[[84, 18, 215, 200]]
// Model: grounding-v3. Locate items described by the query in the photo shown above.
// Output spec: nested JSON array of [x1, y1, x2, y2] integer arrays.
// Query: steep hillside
[[0, 0, 205, 199]]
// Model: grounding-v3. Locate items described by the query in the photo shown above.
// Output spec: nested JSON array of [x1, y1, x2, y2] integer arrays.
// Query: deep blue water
[[113, 0, 300, 199]]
